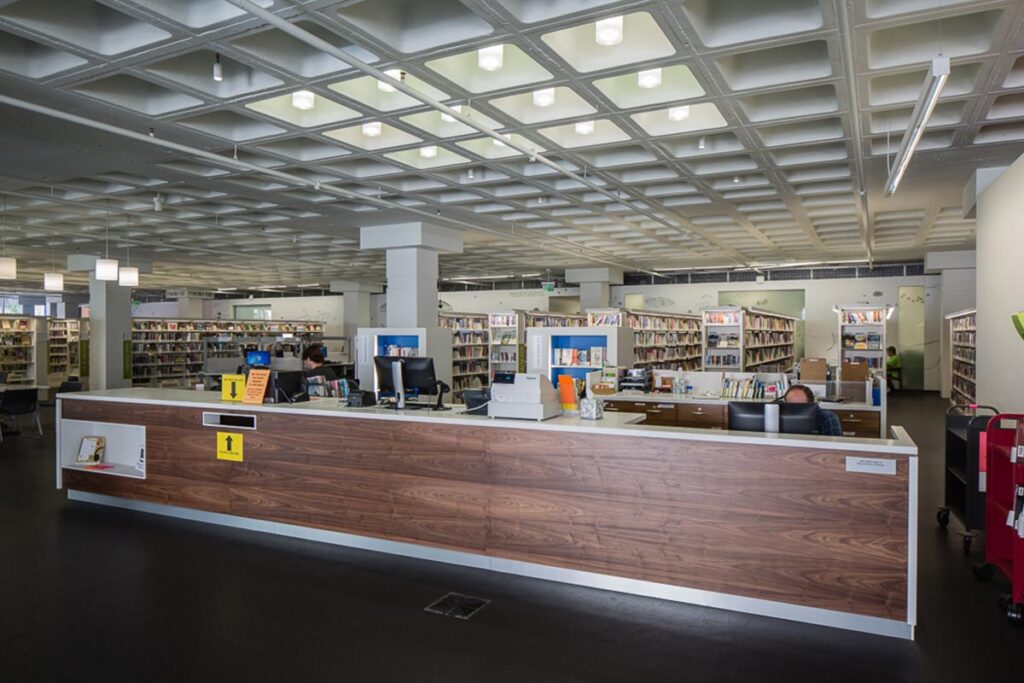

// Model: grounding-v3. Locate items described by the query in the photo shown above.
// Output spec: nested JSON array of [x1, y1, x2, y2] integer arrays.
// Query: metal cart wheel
[[961, 533, 975, 556], [937, 506, 951, 528], [1007, 603, 1024, 626]]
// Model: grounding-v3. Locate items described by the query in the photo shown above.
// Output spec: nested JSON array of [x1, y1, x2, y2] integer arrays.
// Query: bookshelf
[[701, 307, 796, 373], [353, 327, 454, 396], [702, 307, 742, 371], [489, 310, 526, 379], [525, 326, 634, 388], [947, 308, 976, 405], [47, 318, 83, 379], [836, 304, 888, 380], [587, 308, 703, 371], [0, 316, 38, 384], [524, 311, 587, 328], [439, 311, 490, 400], [131, 318, 325, 387]]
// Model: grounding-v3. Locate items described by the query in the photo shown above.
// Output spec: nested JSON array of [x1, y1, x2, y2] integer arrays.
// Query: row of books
[[842, 332, 883, 350], [133, 320, 324, 333], [951, 314, 976, 332], [552, 346, 606, 367], [491, 332, 519, 345], [455, 361, 489, 375], [705, 353, 740, 367], [440, 315, 487, 331], [720, 376, 790, 400], [633, 331, 701, 347], [952, 331, 976, 347], [491, 351, 518, 363], [707, 332, 740, 348], [383, 345, 419, 357], [745, 348, 793, 366], [0, 319, 32, 331], [0, 335, 32, 346], [844, 354, 884, 368], [628, 313, 700, 331], [453, 348, 487, 360], [744, 314, 794, 331], [953, 347, 976, 362], [636, 348, 699, 363], [705, 311, 741, 325], [746, 331, 793, 347], [527, 314, 586, 328], [952, 359, 976, 380], [841, 310, 884, 324], [489, 314, 519, 328]]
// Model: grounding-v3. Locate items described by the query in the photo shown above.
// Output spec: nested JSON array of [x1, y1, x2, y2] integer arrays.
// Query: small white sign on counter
[[845, 456, 897, 476]]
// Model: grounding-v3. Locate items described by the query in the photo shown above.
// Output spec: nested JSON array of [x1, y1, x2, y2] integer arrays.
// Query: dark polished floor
[[2, 394, 1022, 682]]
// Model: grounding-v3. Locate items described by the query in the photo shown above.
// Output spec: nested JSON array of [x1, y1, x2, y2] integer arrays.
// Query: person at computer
[[302, 346, 338, 398], [782, 384, 843, 436]]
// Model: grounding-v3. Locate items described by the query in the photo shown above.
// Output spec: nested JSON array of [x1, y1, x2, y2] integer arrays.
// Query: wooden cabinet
[[677, 403, 726, 429], [644, 402, 679, 426], [603, 400, 649, 414], [835, 409, 881, 438], [604, 399, 727, 429]]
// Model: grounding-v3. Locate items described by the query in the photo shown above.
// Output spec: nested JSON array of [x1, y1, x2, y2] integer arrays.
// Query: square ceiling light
[[869, 130, 953, 155], [592, 64, 704, 109], [232, 20, 376, 78], [146, 50, 282, 98], [175, 111, 286, 142], [536, 119, 630, 149], [486, 87, 596, 125], [323, 123, 422, 151], [384, 146, 470, 170], [425, 44, 552, 94], [246, 93, 360, 128], [0, 32, 87, 79], [630, 102, 727, 137], [328, 74, 447, 113], [73, 74, 203, 116], [456, 135, 544, 160], [771, 143, 849, 167], [541, 12, 675, 73], [715, 40, 831, 92], [0, 0, 170, 56], [334, 0, 493, 54], [399, 108, 502, 139]]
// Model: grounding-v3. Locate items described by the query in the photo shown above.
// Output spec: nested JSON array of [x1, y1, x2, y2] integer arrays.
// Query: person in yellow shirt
[[886, 346, 902, 391]]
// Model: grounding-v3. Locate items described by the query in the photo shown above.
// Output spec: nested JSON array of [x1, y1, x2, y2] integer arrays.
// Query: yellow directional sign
[[217, 431, 243, 462], [221, 374, 245, 402]]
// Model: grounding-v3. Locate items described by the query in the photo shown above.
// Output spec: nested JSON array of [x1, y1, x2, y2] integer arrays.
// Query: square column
[[564, 267, 624, 311], [88, 273, 132, 390], [330, 280, 383, 340]]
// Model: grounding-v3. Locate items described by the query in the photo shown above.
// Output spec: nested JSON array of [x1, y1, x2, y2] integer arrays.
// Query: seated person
[[302, 346, 339, 398], [782, 384, 843, 437], [886, 346, 902, 391]]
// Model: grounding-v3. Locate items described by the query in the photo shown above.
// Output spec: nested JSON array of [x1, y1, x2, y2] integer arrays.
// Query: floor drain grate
[[424, 592, 490, 620]]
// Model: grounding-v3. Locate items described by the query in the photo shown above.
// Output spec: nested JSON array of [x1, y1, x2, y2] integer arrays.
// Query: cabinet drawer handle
[[647, 409, 663, 414], [844, 419, 862, 423], [656, 404, 673, 408]]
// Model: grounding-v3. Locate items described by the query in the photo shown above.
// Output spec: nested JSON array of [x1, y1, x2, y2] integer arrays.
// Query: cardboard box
[[800, 357, 828, 382], [841, 361, 869, 382]]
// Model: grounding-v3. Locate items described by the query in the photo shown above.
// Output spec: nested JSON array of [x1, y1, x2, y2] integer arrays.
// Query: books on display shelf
[[587, 308, 702, 371], [946, 309, 976, 405], [440, 312, 490, 399], [525, 312, 587, 328], [553, 346, 606, 368], [0, 316, 37, 384], [720, 376, 790, 400], [488, 311, 527, 377], [702, 306, 797, 372], [836, 305, 889, 380]]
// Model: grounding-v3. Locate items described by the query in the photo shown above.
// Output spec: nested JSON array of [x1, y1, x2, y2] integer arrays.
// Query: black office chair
[[0, 388, 43, 441], [40, 380, 83, 408]]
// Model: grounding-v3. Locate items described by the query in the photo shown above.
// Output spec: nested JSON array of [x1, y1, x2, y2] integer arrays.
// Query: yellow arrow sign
[[221, 374, 245, 402], [217, 431, 243, 462]]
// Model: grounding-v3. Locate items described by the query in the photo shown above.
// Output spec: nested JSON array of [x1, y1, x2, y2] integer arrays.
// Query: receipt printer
[[488, 373, 562, 421]]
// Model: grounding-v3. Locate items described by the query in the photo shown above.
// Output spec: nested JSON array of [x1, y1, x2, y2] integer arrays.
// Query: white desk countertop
[[59, 388, 915, 455], [601, 391, 881, 412]]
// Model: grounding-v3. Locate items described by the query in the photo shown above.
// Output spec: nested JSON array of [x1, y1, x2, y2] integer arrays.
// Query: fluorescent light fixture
[[296, 283, 320, 288], [637, 68, 662, 89], [216, 287, 238, 292], [291, 90, 315, 110], [574, 120, 595, 135], [477, 45, 504, 71], [440, 104, 462, 123], [44, 272, 64, 291], [668, 105, 691, 121], [0, 257, 15, 280], [118, 266, 139, 287], [884, 55, 950, 197], [377, 69, 403, 93], [213, 53, 223, 82], [595, 16, 624, 46], [532, 87, 555, 107], [94, 258, 118, 281], [361, 121, 382, 137], [152, 194, 162, 212], [420, 145, 438, 158]]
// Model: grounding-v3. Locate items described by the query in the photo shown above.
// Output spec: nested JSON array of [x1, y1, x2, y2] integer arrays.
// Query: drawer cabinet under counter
[[835, 409, 882, 438]]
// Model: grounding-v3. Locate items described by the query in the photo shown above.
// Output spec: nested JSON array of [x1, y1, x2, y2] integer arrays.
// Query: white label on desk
[[845, 456, 896, 475]]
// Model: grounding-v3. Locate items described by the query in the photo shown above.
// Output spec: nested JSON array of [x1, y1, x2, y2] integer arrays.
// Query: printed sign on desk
[[217, 431, 243, 462], [243, 369, 270, 404], [221, 374, 245, 402]]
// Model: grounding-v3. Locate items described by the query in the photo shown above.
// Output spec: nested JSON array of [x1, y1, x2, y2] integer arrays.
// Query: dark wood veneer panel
[[61, 398, 910, 621]]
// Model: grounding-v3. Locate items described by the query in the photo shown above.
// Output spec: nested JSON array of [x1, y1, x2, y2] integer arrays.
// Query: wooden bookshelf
[[488, 311, 526, 379], [836, 304, 888, 380], [130, 318, 324, 387], [524, 311, 587, 328], [587, 308, 703, 371], [947, 308, 976, 405], [47, 318, 83, 379], [0, 316, 37, 384], [439, 311, 489, 400], [702, 306, 796, 373]]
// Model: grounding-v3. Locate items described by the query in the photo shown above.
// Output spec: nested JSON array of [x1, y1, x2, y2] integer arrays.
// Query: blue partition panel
[[376, 334, 420, 356]]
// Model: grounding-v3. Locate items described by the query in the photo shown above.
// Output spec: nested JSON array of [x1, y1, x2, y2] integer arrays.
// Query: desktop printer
[[488, 373, 562, 421]]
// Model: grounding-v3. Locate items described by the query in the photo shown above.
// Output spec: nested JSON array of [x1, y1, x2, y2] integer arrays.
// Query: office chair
[[0, 388, 43, 441]]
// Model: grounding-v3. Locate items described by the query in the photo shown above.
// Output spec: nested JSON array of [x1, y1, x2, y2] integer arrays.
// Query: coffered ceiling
[[0, 0, 1021, 292]]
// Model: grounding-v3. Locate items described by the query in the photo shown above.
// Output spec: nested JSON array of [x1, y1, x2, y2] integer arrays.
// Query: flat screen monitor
[[374, 356, 402, 396], [727, 401, 765, 432], [779, 403, 819, 435], [246, 350, 270, 367], [373, 356, 439, 399], [273, 370, 308, 403]]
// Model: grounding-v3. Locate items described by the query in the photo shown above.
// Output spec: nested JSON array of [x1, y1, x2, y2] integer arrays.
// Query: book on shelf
[[76, 435, 106, 465], [842, 309, 884, 324]]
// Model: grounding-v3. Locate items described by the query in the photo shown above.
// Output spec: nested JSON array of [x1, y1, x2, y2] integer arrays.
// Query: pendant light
[[95, 201, 118, 281], [44, 241, 63, 291], [0, 196, 15, 280]]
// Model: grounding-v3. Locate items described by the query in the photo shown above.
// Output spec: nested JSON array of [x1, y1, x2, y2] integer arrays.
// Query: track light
[[377, 69, 403, 93], [637, 68, 662, 89], [532, 87, 555, 107], [478, 44, 504, 71], [213, 53, 223, 82], [420, 145, 438, 159], [668, 105, 691, 122], [152, 194, 162, 212], [595, 16, 624, 46], [362, 121, 382, 137], [440, 104, 462, 123], [574, 120, 595, 135], [291, 90, 315, 110], [884, 55, 950, 197]]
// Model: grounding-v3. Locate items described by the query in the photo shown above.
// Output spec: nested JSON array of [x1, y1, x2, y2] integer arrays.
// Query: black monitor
[[273, 370, 308, 404], [727, 401, 820, 435], [374, 356, 403, 397], [373, 356, 449, 410]]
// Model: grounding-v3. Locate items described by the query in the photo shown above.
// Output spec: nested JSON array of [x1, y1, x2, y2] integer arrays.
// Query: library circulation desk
[[56, 389, 919, 639]]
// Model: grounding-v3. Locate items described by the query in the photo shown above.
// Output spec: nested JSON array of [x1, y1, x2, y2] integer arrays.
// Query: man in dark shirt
[[782, 384, 843, 436]]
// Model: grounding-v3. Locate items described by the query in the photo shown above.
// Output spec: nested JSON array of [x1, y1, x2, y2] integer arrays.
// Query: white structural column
[[564, 267, 624, 311], [974, 161, 1024, 412], [330, 280, 383, 340], [924, 250, 976, 399], [360, 222, 463, 328]]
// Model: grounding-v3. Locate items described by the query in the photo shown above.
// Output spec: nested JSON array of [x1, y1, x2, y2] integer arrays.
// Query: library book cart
[[939, 404, 999, 556]]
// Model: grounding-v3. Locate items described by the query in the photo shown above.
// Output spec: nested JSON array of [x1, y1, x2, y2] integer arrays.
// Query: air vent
[[904, 264, 925, 276], [624, 273, 654, 286], [858, 265, 904, 277], [812, 267, 857, 279], [690, 271, 728, 283], [729, 271, 759, 282], [769, 269, 811, 280]]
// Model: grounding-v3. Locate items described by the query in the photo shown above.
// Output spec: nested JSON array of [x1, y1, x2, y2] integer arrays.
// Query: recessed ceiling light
[[637, 68, 662, 89], [440, 104, 462, 123], [362, 121, 382, 137], [574, 120, 595, 135], [732, 175, 741, 184], [668, 105, 691, 122], [377, 69, 403, 93], [152, 194, 162, 212], [291, 90, 315, 110], [466, 168, 475, 179], [595, 16, 624, 46], [697, 136, 707, 150], [420, 145, 438, 158], [478, 45, 504, 72], [212, 53, 223, 82], [532, 87, 555, 108]]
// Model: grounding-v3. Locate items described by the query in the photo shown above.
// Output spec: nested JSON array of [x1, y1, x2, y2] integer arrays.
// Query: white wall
[[132, 301, 180, 318], [436, 287, 580, 315], [976, 157, 1024, 412], [938, 268, 977, 398], [202, 295, 346, 337]]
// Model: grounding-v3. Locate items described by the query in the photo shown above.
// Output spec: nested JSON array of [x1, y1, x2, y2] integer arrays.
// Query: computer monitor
[[273, 370, 308, 404], [246, 350, 271, 367], [373, 356, 448, 410], [374, 355, 403, 397], [727, 401, 820, 435]]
